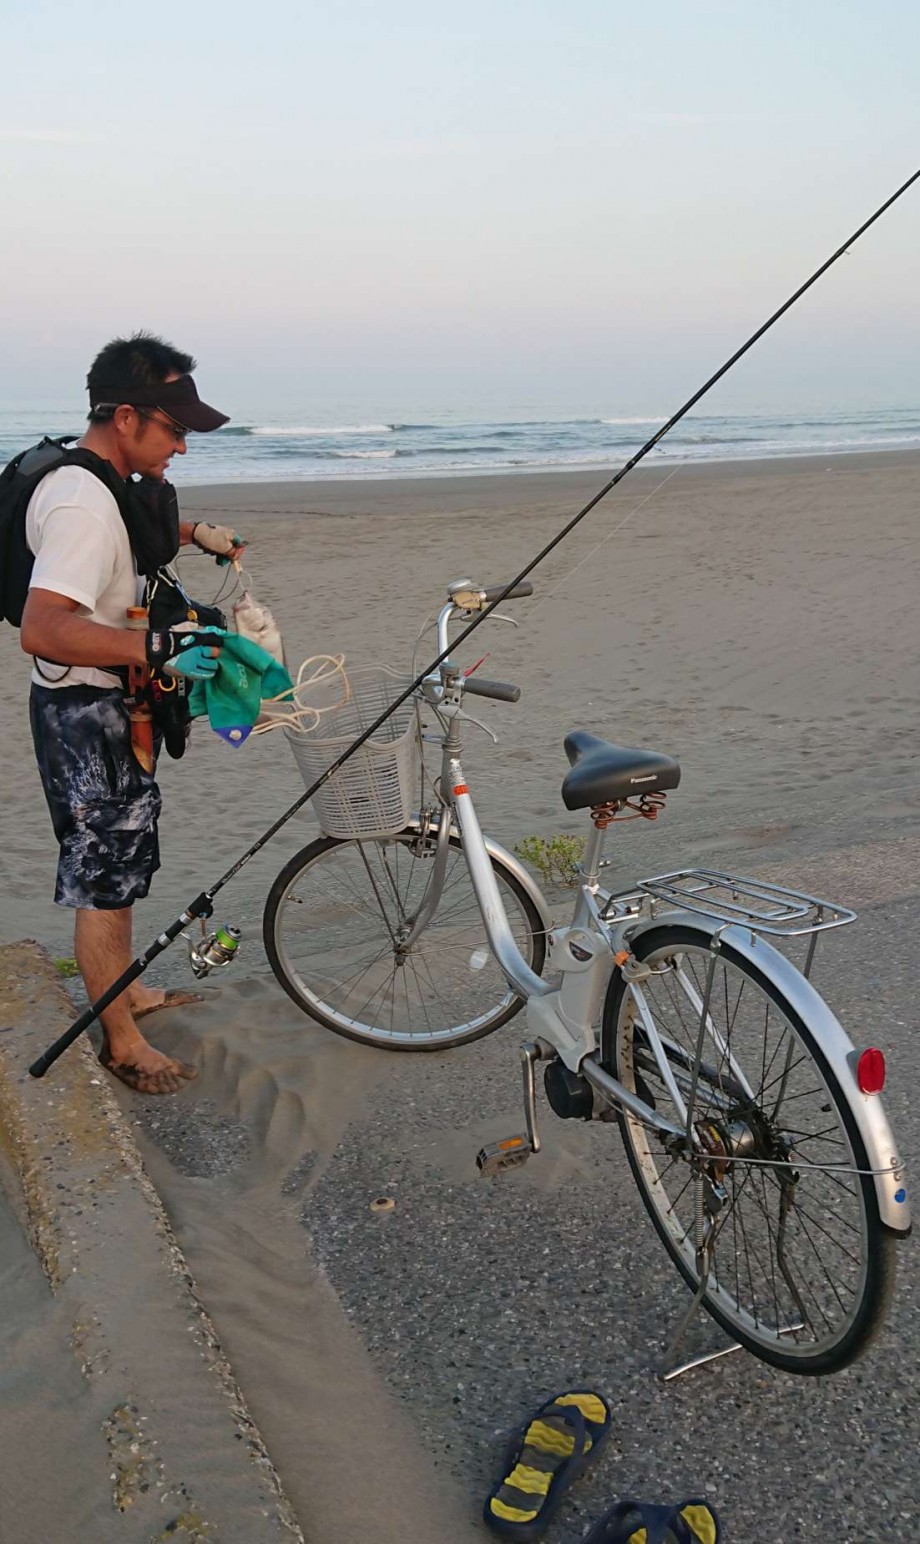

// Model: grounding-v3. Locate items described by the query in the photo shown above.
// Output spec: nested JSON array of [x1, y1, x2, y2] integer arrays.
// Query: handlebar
[[481, 580, 534, 604], [462, 675, 521, 703], [427, 578, 534, 701]]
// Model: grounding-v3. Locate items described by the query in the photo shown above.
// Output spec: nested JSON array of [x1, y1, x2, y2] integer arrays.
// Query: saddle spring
[[591, 791, 668, 828]]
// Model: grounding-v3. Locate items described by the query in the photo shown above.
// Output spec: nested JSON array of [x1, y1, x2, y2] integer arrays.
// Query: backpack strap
[[1, 439, 135, 681], [3, 439, 181, 683]]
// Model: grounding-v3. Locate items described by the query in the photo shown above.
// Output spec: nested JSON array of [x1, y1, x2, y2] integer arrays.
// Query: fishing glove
[[146, 626, 227, 680], [191, 522, 247, 565]]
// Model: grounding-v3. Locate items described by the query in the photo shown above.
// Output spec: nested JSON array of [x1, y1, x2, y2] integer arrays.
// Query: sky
[[2, 0, 919, 415]]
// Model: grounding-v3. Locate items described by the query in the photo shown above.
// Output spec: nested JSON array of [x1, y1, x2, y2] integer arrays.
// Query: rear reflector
[[856, 1047, 886, 1095]]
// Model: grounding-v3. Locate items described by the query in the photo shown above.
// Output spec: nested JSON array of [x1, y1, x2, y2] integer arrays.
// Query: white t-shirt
[[25, 465, 140, 690]]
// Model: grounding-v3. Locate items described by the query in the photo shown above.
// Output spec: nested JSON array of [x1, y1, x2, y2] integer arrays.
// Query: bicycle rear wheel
[[602, 923, 895, 1374], [264, 828, 546, 1049]]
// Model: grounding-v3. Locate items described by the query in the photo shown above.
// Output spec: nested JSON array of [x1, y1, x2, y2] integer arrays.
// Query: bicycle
[[264, 577, 910, 1377]]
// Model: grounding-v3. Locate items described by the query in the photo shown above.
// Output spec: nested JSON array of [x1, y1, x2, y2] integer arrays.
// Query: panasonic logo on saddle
[[630, 774, 658, 784]]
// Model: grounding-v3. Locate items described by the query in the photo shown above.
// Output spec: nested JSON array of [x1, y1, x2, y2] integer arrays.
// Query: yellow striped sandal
[[483, 1390, 613, 1541], [582, 1499, 721, 1543]]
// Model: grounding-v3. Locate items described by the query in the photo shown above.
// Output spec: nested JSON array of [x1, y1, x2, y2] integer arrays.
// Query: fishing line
[[172, 545, 244, 609], [520, 464, 683, 628], [411, 465, 683, 665], [30, 164, 920, 1078]]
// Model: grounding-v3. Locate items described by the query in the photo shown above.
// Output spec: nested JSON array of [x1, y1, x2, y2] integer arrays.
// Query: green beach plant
[[514, 833, 585, 889]]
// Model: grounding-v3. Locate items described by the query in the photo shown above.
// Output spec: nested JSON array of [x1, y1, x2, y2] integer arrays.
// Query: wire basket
[[286, 665, 418, 838]]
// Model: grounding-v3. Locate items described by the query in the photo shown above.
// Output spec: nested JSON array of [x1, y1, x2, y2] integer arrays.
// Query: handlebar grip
[[462, 675, 522, 703], [481, 580, 534, 604]]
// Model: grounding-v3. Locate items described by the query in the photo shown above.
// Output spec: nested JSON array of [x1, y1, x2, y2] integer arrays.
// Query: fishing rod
[[29, 165, 920, 1079]]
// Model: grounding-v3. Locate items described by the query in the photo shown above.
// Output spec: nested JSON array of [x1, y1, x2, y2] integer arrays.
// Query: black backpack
[[0, 437, 225, 759], [0, 438, 115, 625]]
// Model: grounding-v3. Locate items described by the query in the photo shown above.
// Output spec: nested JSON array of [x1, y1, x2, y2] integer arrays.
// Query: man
[[21, 332, 245, 1095]]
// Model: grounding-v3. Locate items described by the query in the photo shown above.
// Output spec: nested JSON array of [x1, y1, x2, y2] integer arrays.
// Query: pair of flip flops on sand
[[484, 1391, 720, 1543]]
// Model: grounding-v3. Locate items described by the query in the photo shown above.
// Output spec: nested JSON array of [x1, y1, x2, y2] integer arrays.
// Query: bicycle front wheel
[[602, 923, 895, 1374], [263, 828, 546, 1050]]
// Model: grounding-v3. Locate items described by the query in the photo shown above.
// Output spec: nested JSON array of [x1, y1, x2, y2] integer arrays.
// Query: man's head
[[84, 331, 229, 481]]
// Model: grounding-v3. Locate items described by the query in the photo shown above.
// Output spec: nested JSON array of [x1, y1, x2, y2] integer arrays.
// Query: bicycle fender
[[626, 910, 910, 1235], [404, 818, 554, 941]]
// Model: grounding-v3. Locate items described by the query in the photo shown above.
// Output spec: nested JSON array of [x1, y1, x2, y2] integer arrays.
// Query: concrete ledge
[[0, 941, 304, 1541]]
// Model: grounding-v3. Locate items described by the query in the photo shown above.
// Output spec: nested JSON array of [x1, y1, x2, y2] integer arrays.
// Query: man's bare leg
[[74, 907, 196, 1094]]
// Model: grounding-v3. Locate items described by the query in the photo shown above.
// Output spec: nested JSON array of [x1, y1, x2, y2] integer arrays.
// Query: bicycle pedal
[[476, 1134, 534, 1176]]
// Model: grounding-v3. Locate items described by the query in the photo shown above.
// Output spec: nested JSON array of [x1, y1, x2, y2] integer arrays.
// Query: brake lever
[[437, 696, 500, 743], [454, 607, 517, 628], [457, 707, 499, 743]]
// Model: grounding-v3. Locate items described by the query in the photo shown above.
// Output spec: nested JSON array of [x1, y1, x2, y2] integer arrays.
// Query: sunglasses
[[93, 402, 191, 441], [136, 407, 189, 443]]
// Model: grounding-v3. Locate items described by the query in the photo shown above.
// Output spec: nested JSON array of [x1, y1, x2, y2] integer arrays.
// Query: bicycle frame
[[418, 693, 695, 1147], [418, 597, 910, 1234], [421, 604, 692, 1145]]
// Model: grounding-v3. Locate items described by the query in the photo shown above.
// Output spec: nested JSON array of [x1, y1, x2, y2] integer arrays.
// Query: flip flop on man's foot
[[132, 990, 205, 1021], [583, 1498, 721, 1544], [484, 1390, 613, 1540], [99, 1037, 197, 1095]]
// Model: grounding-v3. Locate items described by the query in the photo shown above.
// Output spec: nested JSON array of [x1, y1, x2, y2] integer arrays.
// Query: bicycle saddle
[[561, 730, 681, 810]]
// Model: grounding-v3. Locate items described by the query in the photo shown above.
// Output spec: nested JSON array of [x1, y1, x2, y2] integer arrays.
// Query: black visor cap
[[92, 374, 229, 432]]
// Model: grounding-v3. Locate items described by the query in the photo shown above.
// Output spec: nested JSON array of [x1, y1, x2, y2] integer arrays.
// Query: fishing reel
[[184, 922, 242, 978]]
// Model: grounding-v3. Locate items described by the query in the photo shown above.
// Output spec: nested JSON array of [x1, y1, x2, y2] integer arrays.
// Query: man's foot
[[128, 988, 205, 1022], [99, 1033, 197, 1095]]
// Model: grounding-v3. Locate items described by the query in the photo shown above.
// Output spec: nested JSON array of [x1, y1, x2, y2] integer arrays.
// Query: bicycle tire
[[263, 828, 546, 1050], [602, 922, 896, 1374]]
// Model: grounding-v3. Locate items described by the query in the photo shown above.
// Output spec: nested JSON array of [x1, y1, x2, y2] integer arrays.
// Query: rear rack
[[635, 868, 857, 938]]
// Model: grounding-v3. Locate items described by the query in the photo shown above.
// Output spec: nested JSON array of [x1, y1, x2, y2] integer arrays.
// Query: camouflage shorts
[[29, 685, 163, 910]]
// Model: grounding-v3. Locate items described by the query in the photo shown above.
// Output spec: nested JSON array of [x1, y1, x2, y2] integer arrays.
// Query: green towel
[[188, 633, 293, 746]]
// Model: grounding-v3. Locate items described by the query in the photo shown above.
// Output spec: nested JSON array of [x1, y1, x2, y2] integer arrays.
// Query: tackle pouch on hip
[[142, 566, 228, 760]]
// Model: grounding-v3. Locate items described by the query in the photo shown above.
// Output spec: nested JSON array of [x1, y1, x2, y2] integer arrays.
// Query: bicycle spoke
[[269, 832, 541, 1046], [350, 965, 403, 1027], [786, 1192, 865, 1251], [780, 1124, 845, 1144], [613, 929, 878, 1369], [815, 1168, 859, 1200], [733, 1169, 831, 1328], [661, 1165, 696, 1221], [757, 1169, 783, 1331]]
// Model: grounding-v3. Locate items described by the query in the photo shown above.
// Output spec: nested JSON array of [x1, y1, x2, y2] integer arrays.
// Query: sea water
[[1, 402, 918, 485]]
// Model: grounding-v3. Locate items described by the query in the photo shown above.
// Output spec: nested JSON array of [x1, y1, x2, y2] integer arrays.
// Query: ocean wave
[[391, 444, 511, 457], [674, 432, 761, 445], [250, 423, 394, 437], [10, 403, 920, 486]]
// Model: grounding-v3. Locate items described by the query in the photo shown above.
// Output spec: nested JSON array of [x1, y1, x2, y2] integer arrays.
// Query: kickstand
[[658, 1178, 740, 1382], [658, 1307, 741, 1382], [657, 1183, 804, 1381]]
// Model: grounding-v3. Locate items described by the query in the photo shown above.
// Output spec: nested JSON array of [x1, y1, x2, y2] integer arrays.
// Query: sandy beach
[[3, 450, 918, 955], [1, 452, 918, 1542]]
